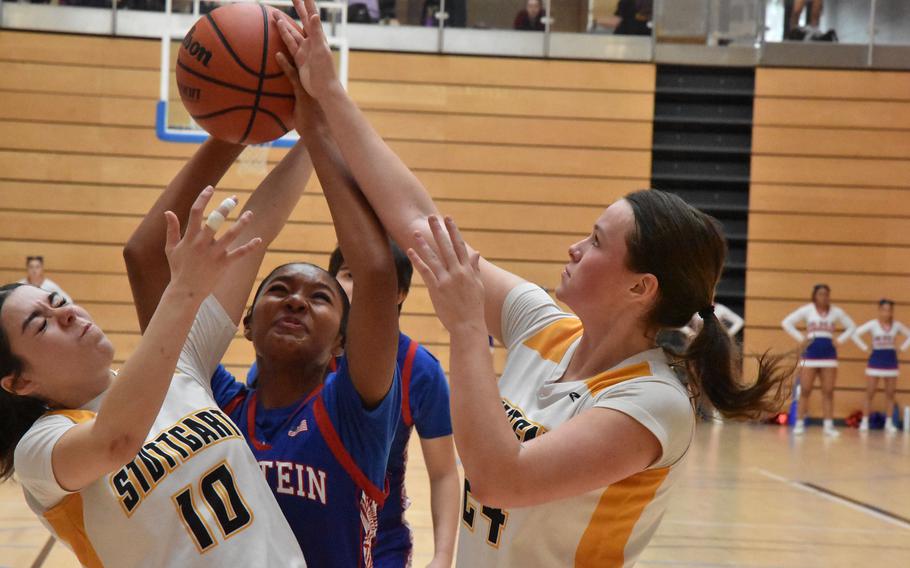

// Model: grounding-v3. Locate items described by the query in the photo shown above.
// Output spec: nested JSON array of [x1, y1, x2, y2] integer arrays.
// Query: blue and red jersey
[[374, 334, 452, 568], [211, 356, 400, 568]]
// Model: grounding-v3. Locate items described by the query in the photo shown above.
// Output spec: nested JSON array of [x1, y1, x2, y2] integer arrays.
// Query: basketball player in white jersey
[[0, 134, 317, 566], [851, 299, 910, 433], [781, 284, 856, 437], [276, 4, 793, 564]]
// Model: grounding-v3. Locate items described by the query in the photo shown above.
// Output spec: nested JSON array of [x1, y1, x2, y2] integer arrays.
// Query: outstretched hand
[[408, 216, 486, 334], [275, 47, 326, 135], [164, 185, 261, 297], [276, 0, 340, 101]]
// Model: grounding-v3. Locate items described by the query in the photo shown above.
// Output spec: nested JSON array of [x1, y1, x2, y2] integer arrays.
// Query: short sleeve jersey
[[14, 296, 305, 567], [210, 352, 401, 568], [456, 283, 695, 568], [374, 333, 452, 560], [854, 319, 910, 351], [782, 303, 855, 342]]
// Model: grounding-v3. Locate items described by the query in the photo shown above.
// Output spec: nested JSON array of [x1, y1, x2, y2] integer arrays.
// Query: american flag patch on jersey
[[288, 419, 308, 437]]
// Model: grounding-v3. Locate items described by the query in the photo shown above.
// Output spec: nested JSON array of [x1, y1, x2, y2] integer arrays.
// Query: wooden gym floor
[[2, 422, 909, 567]]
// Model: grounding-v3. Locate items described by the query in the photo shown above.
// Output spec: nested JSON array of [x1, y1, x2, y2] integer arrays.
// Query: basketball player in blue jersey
[[243, 242, 459, 567], [330, 245, 459, 568], [124, 53, 403, 567], [243, 244, 460, 568]]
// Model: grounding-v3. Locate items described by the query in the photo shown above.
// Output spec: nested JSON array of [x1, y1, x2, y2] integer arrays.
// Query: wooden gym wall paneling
[[747, 67, 910, 417], [0, 30, 655, 378]]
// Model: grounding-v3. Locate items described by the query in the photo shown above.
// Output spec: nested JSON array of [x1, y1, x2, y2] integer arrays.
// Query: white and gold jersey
[[14, 297, 305, 567], [457, 284, 695, 568]]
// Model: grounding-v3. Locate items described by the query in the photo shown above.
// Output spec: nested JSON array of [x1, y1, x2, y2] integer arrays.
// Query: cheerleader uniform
[[781, 303, 856, 367], [851, 320, 910, 378]]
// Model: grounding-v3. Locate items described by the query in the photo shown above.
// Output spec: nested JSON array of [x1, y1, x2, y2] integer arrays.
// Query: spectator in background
[[378, 0, 396, 22], [348, 0, 379, 22], [55, 0, 114, 7], [614, 0, 652, 35], [419, 0, 465, 28], [18, 256, 71, 303], [514, 0, 545, 32], [786, 0, 836, 41], [422, 2, 439, 26], [787, 0, 819, 39]]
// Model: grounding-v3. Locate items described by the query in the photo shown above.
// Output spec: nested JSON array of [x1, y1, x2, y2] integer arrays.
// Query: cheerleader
[[851, 299, 910, 433], [781, 284, 856, 436], [686, 302, 744, 338]]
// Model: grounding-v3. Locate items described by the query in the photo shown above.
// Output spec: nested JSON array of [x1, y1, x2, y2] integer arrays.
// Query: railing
[[1, 0, 908, 69]]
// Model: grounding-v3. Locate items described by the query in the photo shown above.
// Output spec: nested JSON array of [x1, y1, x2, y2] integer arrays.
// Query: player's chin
[[263, 331, 330, 359], [554, 282, 568, 303], [91, 335, 116, 362], [266, 327, 311, 346]]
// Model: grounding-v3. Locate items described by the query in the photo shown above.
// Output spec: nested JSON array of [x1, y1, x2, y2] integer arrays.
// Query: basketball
[[175, 3, 297, 145]]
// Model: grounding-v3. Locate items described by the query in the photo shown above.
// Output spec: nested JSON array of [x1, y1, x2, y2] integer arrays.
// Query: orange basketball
[[176, 3, 297, 145]]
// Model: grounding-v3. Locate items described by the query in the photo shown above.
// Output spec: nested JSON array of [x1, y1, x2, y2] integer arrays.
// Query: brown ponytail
[[0, 283, 48, 481], [624, 190, 791, 419]]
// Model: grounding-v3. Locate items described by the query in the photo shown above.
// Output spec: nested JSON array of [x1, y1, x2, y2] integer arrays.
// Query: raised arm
[[211, 139, 313, 324], [835, 309, 857, 345], [124, 139, 245, 332], [276, 1, 524, 342], [718, 304, 744, 336], [899, 323, 910, 352], [850, 320, 873, 352], [781, 306, 806, 343], [276, 52, 398, 406], [51, 190, 260, 491]]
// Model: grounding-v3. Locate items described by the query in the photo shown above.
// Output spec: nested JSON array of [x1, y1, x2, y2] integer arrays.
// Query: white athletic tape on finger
[[205, 211, 226, 231], [205, 198, 238, 231]]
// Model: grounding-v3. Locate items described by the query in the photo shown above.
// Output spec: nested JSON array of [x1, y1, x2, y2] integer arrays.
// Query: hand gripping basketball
[[277, 0, 340, 101]]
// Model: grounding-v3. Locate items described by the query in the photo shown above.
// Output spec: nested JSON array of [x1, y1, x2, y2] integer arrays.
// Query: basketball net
[[237, 142, 273, 176]]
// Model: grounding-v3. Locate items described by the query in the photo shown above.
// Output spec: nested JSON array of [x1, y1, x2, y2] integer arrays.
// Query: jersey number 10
[[172, 462, 253, 552]]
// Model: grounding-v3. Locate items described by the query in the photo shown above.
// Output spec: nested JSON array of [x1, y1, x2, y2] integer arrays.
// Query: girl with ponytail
[[276, 6, 794, 563]]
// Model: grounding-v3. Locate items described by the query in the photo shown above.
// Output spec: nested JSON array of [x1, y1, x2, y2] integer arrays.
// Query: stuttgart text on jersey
[[502, 399, 548, 442], [111, 408, 242, 516]]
